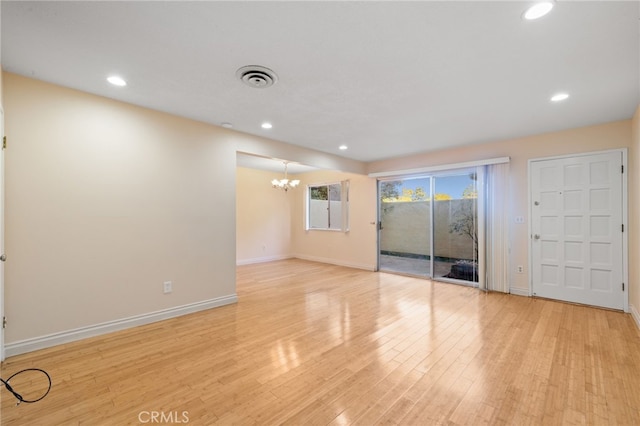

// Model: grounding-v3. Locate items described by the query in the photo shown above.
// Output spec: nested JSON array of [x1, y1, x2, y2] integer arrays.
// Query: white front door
[[530, 151, 625, 310]]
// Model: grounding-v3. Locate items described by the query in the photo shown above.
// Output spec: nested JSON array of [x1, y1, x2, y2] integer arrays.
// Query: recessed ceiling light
[[339, 145, 348, 150], [221, 122, 233, 128], [523, 2, 554, 20], [550, 93, 569, 102], [261, 122, 273, 129], [107, 76, 127, 87]]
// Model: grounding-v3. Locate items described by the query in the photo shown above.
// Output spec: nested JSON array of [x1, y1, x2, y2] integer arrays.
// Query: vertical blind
[[483, 161, 510, 292]]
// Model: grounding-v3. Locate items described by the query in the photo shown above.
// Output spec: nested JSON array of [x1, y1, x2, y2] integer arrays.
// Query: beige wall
[[3, 72, 368, 352], [236, 167, 378, 270], [630, 105, 640, 325], [4, 73, 240, 344], [369, 120, 632, 294], [236, 166, 292, 264], [291, 169, 378, 270]]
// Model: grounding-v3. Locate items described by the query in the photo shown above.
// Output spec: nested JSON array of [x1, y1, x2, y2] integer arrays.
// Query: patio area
[[379, 254, 479, 285], [379, 254, 455, 279]]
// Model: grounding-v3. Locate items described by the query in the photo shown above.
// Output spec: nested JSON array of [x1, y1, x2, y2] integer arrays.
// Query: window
[[307, 181, 349, 231]]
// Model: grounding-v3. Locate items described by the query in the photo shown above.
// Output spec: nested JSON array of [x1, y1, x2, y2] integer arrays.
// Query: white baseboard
[[630, 304, 640, 331], [293, 254, 376, 271], [236, 254, 292, 266], [5, 294, 237, 358], [509, 287, 530, 297]]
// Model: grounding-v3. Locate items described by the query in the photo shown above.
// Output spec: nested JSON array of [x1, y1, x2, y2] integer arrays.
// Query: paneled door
[[530, 151, 625, 310]]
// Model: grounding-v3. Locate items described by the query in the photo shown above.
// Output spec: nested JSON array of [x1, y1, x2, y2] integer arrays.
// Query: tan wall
[[630, 105, 640, 325], [236, 166, 292, 264], [369, 120, 632, 294], [291, 170, 378, 270], [381, 201, 431, 255]]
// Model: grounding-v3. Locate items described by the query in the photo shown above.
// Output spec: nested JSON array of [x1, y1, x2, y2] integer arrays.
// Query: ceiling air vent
[[236, 65, 278, 89]]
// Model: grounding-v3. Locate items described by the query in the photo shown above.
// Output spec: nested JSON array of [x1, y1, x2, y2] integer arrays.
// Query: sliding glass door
[[378, 177, 432, 277], [432, 172, 478, 282], [378, 170, 479, 285]]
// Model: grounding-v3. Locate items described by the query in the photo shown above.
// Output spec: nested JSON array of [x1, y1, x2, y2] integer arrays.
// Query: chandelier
[[271, 161, 300, 191]]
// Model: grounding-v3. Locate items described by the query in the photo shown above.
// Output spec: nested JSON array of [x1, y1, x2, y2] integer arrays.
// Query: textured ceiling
[[2, 1, 639, 167]]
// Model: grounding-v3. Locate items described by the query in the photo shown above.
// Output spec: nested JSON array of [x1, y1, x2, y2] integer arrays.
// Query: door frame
[[527, 148, 628, 312], [1, 106, 4, 361]]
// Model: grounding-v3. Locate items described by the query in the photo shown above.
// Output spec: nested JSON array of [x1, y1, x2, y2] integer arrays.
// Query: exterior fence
[[380, 199, 476, 261]]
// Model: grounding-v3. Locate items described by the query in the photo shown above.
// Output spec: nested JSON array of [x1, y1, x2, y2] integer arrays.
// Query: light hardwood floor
[[2, 259, 640, 425]]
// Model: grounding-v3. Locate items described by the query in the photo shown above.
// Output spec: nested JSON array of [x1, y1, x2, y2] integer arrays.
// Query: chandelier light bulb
[[272, 162, 300, 191]]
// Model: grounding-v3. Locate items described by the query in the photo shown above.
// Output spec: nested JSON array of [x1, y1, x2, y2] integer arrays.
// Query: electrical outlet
[[514, 216, 525, 224], [517, 266, 524, 274], [163, 281, 172, 294]]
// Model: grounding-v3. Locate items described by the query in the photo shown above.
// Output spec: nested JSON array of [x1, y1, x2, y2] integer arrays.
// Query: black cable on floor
[[0, 368, 52, 405]]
